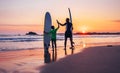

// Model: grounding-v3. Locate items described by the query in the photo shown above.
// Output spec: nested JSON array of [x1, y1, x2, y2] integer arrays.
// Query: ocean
[[0, 34, 120, 52]]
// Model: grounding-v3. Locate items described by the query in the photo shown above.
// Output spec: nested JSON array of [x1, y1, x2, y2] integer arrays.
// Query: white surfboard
[[44, 12, 52, 63]]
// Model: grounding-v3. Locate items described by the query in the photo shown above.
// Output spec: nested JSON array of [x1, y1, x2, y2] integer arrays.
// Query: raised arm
[[56, 20, 60, 29], [56, 20, 66, 26]]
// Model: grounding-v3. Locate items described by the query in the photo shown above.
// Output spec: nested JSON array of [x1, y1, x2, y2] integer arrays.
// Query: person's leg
[[54, 40, 57, 61], [64, 36, 67, 50], [64, 32, 68, 55], [69, 32, 74, 47], [51, 40, 54, 50], [64, 37, 68, 55], [64, 32, 68, 50], [54, 40, 57, 49], [70, 36, 74, 47]]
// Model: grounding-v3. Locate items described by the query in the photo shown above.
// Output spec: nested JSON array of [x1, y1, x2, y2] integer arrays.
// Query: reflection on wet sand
[[52, 48, 57, 62]]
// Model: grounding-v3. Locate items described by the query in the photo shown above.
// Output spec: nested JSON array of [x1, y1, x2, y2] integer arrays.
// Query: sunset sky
[[0, 0, 120, 34]]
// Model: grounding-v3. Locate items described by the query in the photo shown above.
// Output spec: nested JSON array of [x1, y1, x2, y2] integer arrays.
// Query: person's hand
[[43, 31, 46, 33], [44, 31, 47, 34]]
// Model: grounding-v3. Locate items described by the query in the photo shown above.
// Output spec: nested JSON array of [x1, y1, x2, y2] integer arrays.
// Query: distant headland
[[26, 31, 38, 35], [25, 32, 120, 36]]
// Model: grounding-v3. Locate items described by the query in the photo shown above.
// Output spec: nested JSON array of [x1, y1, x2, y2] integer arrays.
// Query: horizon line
[[0, 24, 42, 26]]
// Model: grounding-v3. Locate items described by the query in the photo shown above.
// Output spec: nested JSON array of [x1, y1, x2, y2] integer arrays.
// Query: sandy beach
[[0, 45, 120, 73], [0, 49, 45, 73], [41, 45, 120, 73]]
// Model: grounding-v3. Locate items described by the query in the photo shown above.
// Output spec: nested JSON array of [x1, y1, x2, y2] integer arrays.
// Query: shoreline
[[0, 42, 120, 52]]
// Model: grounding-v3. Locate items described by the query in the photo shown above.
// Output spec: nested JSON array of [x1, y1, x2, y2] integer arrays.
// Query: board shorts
[[65, 31, 72, 38]]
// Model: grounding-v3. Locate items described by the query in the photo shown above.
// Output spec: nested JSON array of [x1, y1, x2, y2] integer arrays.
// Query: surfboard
[[68, 8, 72, 23], [44, 12, 52, 63], [68, 8, 75, 49]]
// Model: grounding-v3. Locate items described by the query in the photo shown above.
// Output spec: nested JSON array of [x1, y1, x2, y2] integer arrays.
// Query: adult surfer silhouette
[[57, 18, 74, 55]]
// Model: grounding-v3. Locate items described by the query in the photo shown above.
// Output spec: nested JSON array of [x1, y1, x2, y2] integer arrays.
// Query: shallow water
[[0, 34, 120, 51]]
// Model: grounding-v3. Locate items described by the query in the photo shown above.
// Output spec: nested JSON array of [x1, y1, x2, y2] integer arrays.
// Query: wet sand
[[41, 45, 120, 73], [0, 44, 86, 73], [0, 49, 44, 73], [0, 45, 120, 73]]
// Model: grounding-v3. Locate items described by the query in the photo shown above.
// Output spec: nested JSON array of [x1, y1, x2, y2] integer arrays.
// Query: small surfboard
[[68, 8, 75, 46], [68, 8, 72, 23], [44, 12, 52, 63]]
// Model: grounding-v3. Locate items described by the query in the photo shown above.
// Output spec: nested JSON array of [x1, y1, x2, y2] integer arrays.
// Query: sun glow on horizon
[[82, 30, 86, 33], [0, 0, 120, 34], [77, 25, 88, 33]]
